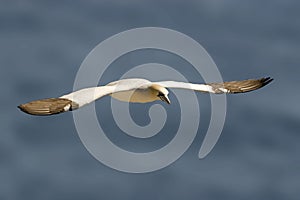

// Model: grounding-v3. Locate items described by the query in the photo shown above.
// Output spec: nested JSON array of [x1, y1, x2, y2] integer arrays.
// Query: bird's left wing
[[155, 77, 273, 94]]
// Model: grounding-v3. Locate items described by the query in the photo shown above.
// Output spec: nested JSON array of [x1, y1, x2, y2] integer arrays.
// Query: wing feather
[[155, 77, 273, 94], [18, 98, 75, 116], [154, 81, 213, 92], [18, 79, 151, 116], [60, 80, 151, 107], [208, 77, 273, 94]]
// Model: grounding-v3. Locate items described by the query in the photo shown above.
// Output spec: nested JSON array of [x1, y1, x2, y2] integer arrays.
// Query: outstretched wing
[[155, 77, 273, 94], [61, 79, 152, 107], [18, 86, 117, 116], [18, 79, 151, 116]]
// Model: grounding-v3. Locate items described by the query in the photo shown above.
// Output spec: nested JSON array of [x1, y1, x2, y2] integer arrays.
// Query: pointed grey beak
[[159, 95, 171, 104]]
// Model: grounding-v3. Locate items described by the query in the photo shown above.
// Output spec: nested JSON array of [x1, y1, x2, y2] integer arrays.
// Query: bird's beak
[[159, 95, 171, 104]]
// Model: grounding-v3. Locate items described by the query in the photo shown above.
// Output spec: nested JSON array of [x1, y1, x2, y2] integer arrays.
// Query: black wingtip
[[18, 104, 25, 112], [261, 77, 274, 86], [17, 103, 35, 115]]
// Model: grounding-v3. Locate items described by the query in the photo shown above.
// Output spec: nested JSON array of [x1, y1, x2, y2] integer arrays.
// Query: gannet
[[18, 77, 273, 116]]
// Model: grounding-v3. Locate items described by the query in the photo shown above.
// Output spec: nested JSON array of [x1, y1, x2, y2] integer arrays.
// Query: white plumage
[[18, 77, 273, 116]]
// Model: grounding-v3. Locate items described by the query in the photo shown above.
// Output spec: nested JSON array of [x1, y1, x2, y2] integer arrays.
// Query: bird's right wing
[[18, 81, 150, 116], [18, 86, 117, 116], [155, 77, 273, 94], [61, 79, 152, 107], [60, 86, 116, 108]]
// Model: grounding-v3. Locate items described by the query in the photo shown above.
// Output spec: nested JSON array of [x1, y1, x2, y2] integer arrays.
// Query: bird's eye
[[157, 92, 164, 97]]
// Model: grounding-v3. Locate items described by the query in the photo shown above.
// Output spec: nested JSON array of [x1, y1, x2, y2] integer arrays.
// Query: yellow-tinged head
[[150, 84, 171, 104]]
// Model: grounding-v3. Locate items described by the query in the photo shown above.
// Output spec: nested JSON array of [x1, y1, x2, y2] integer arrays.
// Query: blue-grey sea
[[1, 0, 299, 199]]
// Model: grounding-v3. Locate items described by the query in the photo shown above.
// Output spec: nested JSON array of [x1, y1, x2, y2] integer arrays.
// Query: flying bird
[[18, 77, 273, 116]]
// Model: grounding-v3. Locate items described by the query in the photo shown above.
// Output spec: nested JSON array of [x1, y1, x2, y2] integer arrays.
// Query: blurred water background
[[1, 0, 299, 199]]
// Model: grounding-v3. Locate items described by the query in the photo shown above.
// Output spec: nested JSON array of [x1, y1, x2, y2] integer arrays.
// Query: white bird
[[18, 77, 273, 116]]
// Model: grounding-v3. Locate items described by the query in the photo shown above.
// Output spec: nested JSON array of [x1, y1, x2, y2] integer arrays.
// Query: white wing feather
[[154, 81, 214, 93], [60, 86, 115, 107], [60, 78, 152, 107], [155, 77, 273, 94]]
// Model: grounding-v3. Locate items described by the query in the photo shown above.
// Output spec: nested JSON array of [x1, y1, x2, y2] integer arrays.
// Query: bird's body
[[110, 88, 157, 103], [18, 77, 273, 116], [107, 78, 158, 103]]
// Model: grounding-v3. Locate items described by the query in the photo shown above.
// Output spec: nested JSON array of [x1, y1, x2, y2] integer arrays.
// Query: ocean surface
[[1, 0, 299, 199]]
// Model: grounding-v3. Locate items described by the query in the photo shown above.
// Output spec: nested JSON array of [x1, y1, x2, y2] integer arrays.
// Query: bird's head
[[151, 84, 171, 104]]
